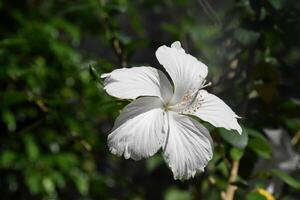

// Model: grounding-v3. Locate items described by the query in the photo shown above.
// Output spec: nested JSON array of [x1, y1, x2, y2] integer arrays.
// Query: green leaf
[[271, 169, 300, 190], [230, 148, 244, 161], [42, 177, 55, 194], [230, 177, 249, 189], [24, 135, 40, 160], [50, 171, 66, 188], [269, 0, 284, 10], [234, 28, 260, 46], [2, 110, 16, 132], [285, 118, 300, 133], [248, 138, 272, 159], [0, 150, 17, 168], [25, 170, 41, 194], [246, 128, 272, 159], [146, 154, 163, 172], [165, 187, 191, 200], [71, 169, 89, 195], [115, 32, 132, 45], [219, 127, 248, 149], [246, 192, 267, 200], [51, 18, 81, 44], [1, 90, 27, 107], [89, 65, 102, 84]]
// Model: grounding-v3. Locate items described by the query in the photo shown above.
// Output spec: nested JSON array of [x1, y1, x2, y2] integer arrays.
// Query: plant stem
[[222, 160, 240, 200], [112, 38, 128, 68]]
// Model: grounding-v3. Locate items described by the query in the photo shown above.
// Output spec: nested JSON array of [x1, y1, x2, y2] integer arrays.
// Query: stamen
[[201, 81, 212, 89], [186, 80, 211, 109], [169, 78, 211, 113]]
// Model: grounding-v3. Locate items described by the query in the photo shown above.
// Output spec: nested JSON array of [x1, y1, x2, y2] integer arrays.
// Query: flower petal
[[108, 97, 167, 160], [155, 41, 208, 104], [101, 66, 173, 101], [182, 90, 242, 134], [163, 111, 213, 180]]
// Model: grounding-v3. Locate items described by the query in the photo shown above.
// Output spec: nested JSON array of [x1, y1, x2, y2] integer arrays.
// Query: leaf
[[271, 169, 300, 190], [285, 118, 300, 133], [146, 154, 163, 172], [49, 171, 66, 188], [245, 128, 272, 159], [219, 127, 248, 149], [25, 170, 41, 194], [1, 90, 27, 107], [115, 32, 132, 45], [248, 138, 272, 159], [89, 65, 102, 83], [2, 110, 16, 132], [165, 187, 191, 200], [230, 148, 244, 161], [269, 0, 284, 9], [230, 177, 249, 189], [24, 135, 40, 160], [51, 18, 81, 44], [279, 99, 300, 118], [71, 169, 89, 195], [0, 150, 17, 167], [246, 192, 267, 200], [234, 28, 260, 46], [42, 177, 55, 194]]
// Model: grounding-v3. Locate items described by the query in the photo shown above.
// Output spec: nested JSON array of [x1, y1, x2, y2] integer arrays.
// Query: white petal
[[155, 41, 208, 104], [183, 90, 242, 134], [163, 111, 213, 180], [101, 66, 173, 101], [108, 97, 166, 160], [170, 41, 184, 51]]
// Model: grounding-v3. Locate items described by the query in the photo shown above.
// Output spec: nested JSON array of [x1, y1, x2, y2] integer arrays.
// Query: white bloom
[[101, 41, 242, 180]]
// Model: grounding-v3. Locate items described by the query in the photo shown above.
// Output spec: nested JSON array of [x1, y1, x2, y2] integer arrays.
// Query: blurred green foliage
[[0, 0, 300, 199]]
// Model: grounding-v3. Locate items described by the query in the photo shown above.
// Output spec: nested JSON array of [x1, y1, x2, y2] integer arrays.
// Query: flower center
[[163, 102, 170, 111], [169, 77, 211, 113], [172, 89, 203, 113]]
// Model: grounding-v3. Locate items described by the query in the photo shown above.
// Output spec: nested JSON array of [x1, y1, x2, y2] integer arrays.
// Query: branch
[[222, 160, 240, 200], [111, 38, 128, 68]]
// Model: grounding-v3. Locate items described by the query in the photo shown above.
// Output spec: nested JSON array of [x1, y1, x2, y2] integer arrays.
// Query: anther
[[201, 81, 212, 89]]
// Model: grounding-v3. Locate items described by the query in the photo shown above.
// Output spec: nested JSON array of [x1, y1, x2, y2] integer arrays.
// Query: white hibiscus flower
[[101, 41, 242, 180]]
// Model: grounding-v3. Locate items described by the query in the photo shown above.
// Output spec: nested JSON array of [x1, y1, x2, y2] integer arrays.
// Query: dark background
[[1, 0, 300, 199]]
